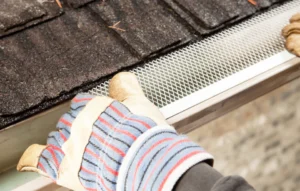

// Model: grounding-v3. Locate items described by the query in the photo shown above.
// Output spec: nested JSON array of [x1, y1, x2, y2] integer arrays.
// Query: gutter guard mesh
[[89, 0, 300, 108]]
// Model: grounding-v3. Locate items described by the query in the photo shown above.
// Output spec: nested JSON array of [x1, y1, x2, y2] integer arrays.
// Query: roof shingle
[[0, 8, 138, 115], [90, 0, 192, 57], [66, 0, 95, 8], [0, 0, 62, 37], [174, 0, 238, 29]]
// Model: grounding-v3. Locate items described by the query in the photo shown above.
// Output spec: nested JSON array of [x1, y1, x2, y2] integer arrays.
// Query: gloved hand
[[17, 72, 213, 191], [282, 13, 300, 56]]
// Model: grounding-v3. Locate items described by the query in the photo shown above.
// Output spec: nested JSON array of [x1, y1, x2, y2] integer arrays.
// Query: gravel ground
[[187, 78, 300, 191]]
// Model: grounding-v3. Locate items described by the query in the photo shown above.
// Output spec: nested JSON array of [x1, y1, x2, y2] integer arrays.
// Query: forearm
[[174, 162, 223, 191], [174, 162, 255, 191]]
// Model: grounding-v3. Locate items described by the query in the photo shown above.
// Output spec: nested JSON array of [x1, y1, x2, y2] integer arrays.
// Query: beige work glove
[[17, 72, 213, 191], [17, 72, 167, 189], [282, 13, 300, 56]]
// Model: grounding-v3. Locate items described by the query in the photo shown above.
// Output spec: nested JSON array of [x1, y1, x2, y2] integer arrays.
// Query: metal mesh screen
[[89, 0, 300, 108]]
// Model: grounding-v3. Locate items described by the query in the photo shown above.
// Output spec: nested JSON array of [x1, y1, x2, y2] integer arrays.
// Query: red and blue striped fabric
[[38, 94, 95, 181], [37, 94, 157, 190], [122, 129, 213, 191], [78, 101, 157, 191], [37, 93, 213, 191]]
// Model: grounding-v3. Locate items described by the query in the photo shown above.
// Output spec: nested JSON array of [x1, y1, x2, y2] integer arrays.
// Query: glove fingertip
[[290, 13, 300, 23], [17, 144, 46, 172], [109, 72, 144, 102]]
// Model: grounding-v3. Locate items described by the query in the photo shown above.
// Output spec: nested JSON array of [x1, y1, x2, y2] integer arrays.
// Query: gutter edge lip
[[161, 50, 296, 120]]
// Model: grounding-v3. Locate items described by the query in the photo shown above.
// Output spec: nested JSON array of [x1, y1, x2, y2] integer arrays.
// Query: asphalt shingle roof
[[0, 0, 289, 129]]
